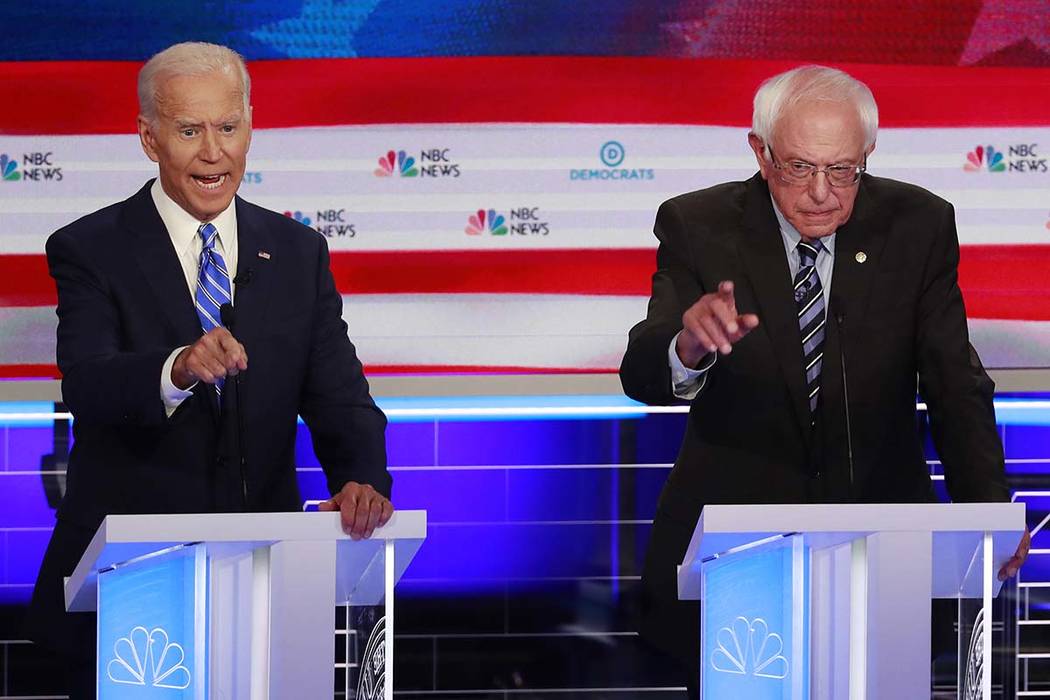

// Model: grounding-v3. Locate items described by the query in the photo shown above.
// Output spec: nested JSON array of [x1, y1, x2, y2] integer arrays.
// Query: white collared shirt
[[150, 179, 239, 296], [151, 179, 239, 415], [668, 195, 837, 399]]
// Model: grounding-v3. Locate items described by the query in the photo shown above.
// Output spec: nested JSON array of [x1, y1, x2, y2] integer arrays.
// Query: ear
[[865, 139, 876, 159], [137, 115, 160, 164], [245, 106, 253, 153], [747, 132, 770, 180]]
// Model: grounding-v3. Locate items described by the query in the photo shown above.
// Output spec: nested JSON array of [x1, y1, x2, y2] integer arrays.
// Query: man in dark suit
[[27, 42, 391, 697], [619, 65, 1028, 696]]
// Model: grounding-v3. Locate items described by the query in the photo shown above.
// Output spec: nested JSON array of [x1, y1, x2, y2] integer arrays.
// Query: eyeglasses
[[767, 147, 866, 187]]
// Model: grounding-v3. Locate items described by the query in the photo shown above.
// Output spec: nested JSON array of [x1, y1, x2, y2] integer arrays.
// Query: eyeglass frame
[[765, 145, 867, 187]]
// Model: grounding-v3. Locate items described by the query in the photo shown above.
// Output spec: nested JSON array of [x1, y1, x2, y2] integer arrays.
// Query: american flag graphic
[[0, 0, 1047, 377]]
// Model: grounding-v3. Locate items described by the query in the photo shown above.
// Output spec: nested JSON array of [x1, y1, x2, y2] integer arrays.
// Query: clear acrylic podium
[[63, 510, 427, 699], [678, 503, 1025, 699]]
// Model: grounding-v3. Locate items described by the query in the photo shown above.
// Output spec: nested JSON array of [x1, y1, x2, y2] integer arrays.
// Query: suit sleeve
[[298, 238, 391, 499], [47, 228, 170, 427], [916, 202, 1009, 503], [620, 199, 708, 405]]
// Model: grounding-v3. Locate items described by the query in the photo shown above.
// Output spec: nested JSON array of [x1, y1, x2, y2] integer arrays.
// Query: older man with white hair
[[27, 42, 391, 697], [620, 65, 1027, 696]]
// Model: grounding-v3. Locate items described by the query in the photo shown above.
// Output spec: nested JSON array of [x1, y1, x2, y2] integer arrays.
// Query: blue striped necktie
[[794, 239, 826, 422], [195, 222, 232, 394]]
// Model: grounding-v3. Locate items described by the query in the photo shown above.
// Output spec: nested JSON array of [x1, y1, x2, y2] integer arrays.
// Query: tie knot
[[198, 223, 219, 251], [797, 239, 823, 267]]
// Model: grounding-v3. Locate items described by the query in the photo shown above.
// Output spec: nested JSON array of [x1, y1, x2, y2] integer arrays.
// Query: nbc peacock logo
[[964, 145, 1006, 173], [710, 616, 789, 680], [0, 154, 21, 181], [283, 210, 313, 226], [374, 150, 418, 178], [465, 209, 508, 236], [107, 626, 191, 689]]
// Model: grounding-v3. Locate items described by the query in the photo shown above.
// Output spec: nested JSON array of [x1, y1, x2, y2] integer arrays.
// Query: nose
[[198, 129, 222, 162], [807, 170, 831, 203]]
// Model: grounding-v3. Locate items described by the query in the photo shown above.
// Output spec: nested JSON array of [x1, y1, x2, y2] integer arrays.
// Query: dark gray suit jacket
[[620, 173, 1008, 667]]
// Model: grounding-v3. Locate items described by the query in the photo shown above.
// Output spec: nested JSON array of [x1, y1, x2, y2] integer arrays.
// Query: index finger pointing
[[217, 334, 248, 369], [216, 331, 241, 353], [717, 281, 738, 313]]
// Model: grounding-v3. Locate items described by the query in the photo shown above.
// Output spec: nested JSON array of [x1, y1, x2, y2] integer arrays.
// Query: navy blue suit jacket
[[46, 179, 389, 525]]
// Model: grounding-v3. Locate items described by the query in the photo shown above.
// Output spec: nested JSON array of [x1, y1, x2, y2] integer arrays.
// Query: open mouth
[[192, 173, 227, 190]]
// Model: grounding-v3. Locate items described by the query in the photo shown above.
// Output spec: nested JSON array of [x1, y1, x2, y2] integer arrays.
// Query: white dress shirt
[[151, 179, 239, 416], [668, 195, 837, 399]]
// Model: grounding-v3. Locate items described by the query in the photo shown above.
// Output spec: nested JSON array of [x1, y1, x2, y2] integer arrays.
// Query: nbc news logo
[[964, 144, 1047, 174], [0, 152, 63, 182], [375, 148, 461, 178], [465, 207, 550, 237], [284, 209, 356, 238]]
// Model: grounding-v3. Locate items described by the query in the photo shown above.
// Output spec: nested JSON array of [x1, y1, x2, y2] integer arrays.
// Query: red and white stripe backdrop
[[0, 58, 1048, 376]]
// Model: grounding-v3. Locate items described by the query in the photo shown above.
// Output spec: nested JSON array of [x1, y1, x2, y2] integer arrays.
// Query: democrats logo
[[466, 207, 550, 237], [570, 141, 655, 181], [600, 140, 626, 167], [0, 154, 20, 181], [965, 144, 1047, 174], [0, 151, 62, 182], [285, 209, 356, 238], [375, 148, 461, 178], [107, 626, 191, 689]]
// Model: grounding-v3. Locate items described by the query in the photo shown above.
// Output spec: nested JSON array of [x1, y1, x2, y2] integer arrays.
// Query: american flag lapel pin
[[257, 250, 271, 260]]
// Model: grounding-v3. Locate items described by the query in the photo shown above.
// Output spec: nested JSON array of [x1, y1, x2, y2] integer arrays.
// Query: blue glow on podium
[[97, 547, 206, 698], [701, 537, 809, 698]]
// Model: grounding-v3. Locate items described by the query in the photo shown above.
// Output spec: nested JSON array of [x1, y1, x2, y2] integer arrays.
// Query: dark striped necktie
[[195, 222, 232, 395], [794, 239, 826, 421]]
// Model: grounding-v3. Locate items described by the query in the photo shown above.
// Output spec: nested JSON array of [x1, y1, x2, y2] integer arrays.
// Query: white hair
[[138, 42, 251, 125], [751, 65, 878, 156]]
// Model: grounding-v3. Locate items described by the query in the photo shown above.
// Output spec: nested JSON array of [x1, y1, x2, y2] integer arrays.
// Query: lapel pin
[[257, 250, 271, 260], [855, 251, 867, 264]]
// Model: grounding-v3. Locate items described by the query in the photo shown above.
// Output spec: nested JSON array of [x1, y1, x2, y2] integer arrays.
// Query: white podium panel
[[64, 511, 426, 700], [97, 545, 206, 697], [701, 535, 808, 699], [679, 503, 1025, 700]]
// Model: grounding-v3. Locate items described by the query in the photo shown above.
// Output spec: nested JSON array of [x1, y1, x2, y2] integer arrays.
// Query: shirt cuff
[[668, 331, 717, 400], [161, 346, 195, 418]]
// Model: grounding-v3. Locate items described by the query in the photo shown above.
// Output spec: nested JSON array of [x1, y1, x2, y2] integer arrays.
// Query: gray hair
[[138, 42, 251, 125], [751, 65, 878, 156]]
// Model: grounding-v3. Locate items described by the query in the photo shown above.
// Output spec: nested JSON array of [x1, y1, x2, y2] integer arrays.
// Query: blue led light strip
[[1, 397, 1049, 423]]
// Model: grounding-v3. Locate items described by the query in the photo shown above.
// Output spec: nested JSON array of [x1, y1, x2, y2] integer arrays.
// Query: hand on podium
[[319, 481, 394, 540], [998, 528, 1031, 581]]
